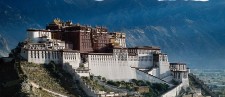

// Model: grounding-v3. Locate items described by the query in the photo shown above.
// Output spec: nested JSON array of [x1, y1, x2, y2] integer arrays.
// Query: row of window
[[28, 47, 46, 50], [170, 65, 186, 70], [82, 39, 91, 43], [115, 50, 158, 55], [114, 50, 128, 53], [38, 31, 51, 38], [89, 56, 152, 61], [82, 42, 91, 48], [30, 51, 60, 59], [63, 52, 79, 60], [81, 35, 90, 39], [64, 53, 77, 60], [91, 63, 127, 66], [138, 50, 159, 54], [30, 51, 78, 60], [129, 58, 152, 61], [90, 57, 115, 61], [29, 44, 45, 47]]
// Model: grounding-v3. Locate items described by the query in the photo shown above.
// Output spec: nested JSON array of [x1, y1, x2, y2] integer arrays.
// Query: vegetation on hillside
[[20, 61, 87, 97], [106, 79, 169, 97], [81, 76, 112, 92]]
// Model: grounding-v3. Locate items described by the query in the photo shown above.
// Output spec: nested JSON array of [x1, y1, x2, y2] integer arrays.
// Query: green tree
[[102, 77, 106, 82]]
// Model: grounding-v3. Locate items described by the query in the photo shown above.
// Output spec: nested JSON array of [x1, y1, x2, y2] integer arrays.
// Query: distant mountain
[[0, 33, 10, 57], [0, 0, 225, 69]]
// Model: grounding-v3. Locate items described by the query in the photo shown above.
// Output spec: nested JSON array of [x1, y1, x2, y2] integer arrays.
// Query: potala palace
[[20, 19, 190, 97]]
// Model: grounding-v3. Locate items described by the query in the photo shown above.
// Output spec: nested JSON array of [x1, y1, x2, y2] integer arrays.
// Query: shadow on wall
[[137, 56, 152, 69], [160, 71, 172, 79]]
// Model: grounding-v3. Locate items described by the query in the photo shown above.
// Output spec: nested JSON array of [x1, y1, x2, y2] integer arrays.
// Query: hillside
[[0, 57, 87, 96]]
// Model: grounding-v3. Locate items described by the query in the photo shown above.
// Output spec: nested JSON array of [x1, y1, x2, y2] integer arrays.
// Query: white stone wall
[[28, 30, 51, 43], [182, 75, 189, 88], [26, 50, 61, 64], [159, 61, 171, 78], [21, 49, 80, 68], [148, 68, 160, 77], [161, 63, 190, 97], [161, 78, 189, 97], [88, 54, 174, 83], [137, 49, 161, 55], [63, 59, 89, 77], [135, 69, 172, 85], [128, 55, 153, 69], [88, 52, 174, 83], [171, 71, 189, 87], [155, 54, 171, 79], [62, 51, 80, 69], [114, 49, 156, 69], [76, 71, 90, 77], [47, 39, 66, 50], [88, 54, 135, 81], [161, 83, 183, 97], [87, 48, 169, 81], [170, 63, 189, 87]]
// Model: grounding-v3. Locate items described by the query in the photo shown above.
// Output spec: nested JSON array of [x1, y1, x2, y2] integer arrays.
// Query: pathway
[[30, 81, 68, 97]]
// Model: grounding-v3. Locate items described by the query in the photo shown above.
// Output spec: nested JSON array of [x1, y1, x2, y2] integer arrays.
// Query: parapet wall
[[135, 69, 174, 86], [161, 83, 183, 97]]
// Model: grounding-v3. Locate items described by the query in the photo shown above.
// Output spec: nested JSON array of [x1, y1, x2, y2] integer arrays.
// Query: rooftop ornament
[[53, 18, 61, 25]]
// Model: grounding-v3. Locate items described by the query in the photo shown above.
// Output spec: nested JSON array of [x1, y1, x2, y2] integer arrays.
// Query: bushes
[[105, 79, 134, 90], [97, 76, 101, 80], [131, 79, 138, 84], [137, 80, 147, 86], [90, 75, 94, 80], [151, 83, 169, 95], [20, 61, 67, 95], [102, 77, 106, 82], [82, 76, 111, 92], [107, 80, 118, 86]]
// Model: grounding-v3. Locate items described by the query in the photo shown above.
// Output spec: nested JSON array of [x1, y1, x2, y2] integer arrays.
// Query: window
[[45, 51, 47, 59], [33, 51, 36, 58], [56, 52, 58, 59], [178, 73, 180, 79], [42, 51, 44, 58], [48, 52, 50, 59], [52, 52, 54, 59], [54, 52, 57, 59], [37, 51, 39, 58], [145, 56, 148, 61], [31, 51, 33, 58]]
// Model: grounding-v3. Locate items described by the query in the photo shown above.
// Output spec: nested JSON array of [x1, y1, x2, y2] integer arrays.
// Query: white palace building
[[20, 20, 190, 97]]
